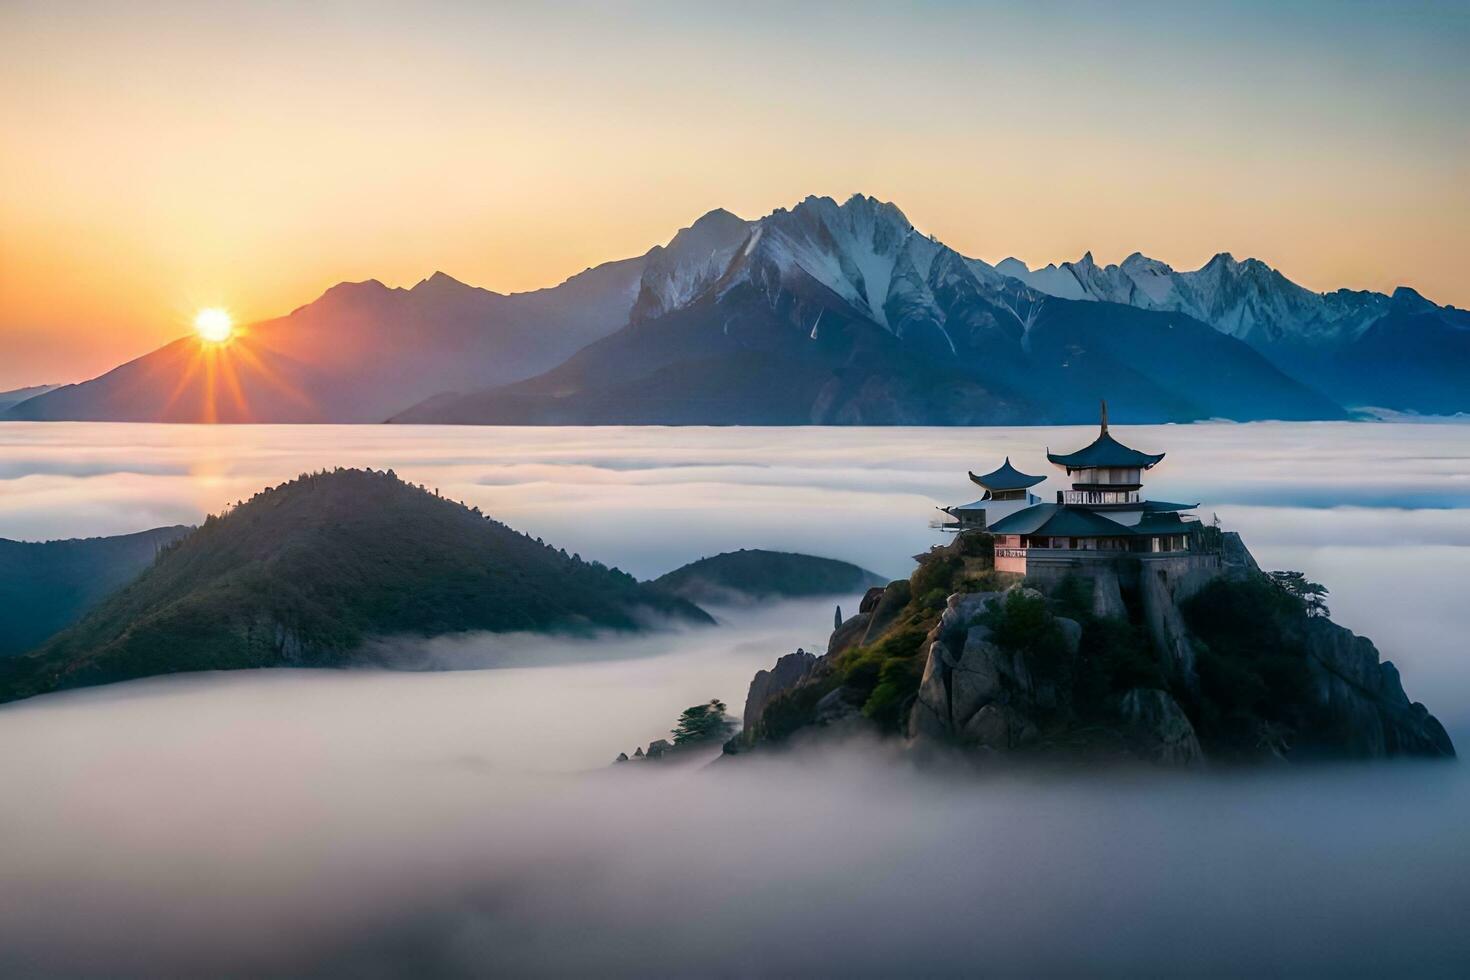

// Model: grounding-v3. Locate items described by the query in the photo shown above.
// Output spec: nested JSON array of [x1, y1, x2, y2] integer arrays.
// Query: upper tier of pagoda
[[968, 457, 1045, 494], [1045, 401, 1165, 474]]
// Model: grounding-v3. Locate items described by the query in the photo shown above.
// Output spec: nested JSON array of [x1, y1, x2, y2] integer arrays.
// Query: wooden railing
[[1062, 490, 1140, 506]]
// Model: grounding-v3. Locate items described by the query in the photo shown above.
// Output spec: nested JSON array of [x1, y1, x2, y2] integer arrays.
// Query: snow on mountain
[[694, 194, 1032, 356], [996, 258, 1090, 301], [998, 250, 1396, 349], [631, 208, 752, 322], [718, 194, 926, 329]]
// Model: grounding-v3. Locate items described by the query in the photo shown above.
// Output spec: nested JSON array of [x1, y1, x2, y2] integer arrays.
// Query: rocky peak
[[630, 207, 752, 322], [1389, 285, 1437, 315]]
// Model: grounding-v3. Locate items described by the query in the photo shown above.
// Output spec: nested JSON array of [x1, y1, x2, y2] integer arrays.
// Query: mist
[[1, 421, 1468, 975], [1, 599, 1465, 977]]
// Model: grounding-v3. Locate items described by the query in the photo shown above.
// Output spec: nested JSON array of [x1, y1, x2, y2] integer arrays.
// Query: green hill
[[652, 549, 885, 605], [0, 525, 192, 657], [0, 468, 711, 704]]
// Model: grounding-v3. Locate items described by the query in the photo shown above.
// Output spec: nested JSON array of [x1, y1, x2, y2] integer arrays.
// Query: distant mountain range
[[0, 384, 59, 413], [995, 251, 1470, 416], [6, 195, 1464, 425]]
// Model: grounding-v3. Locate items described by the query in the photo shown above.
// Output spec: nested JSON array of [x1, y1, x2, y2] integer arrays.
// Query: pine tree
[[671, 699, 736, 745], [1270, 570, 1330, 618]]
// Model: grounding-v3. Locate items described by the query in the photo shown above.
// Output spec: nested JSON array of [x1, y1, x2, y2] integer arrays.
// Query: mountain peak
[[304, 278, 397, 314], [630, 206, 753, 322], [1389, 285, 1436, 314], [413, 270, 464, 289]]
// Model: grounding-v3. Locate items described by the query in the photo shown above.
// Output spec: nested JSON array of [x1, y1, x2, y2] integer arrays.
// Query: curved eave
[[1045, 449, 1166, 470], [1045, 430, 1167, 471], [1141, 500, 1200, 512], [968, 461, 1045, 492]]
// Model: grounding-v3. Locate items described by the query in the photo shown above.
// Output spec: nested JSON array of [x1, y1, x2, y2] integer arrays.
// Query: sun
[[193, 308, 234, 344]]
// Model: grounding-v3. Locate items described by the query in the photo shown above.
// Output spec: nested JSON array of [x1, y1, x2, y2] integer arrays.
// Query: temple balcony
[[1062, 489, 1141, 506]]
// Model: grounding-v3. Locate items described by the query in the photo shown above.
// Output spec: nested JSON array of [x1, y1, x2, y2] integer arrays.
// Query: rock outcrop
[[1118, 688, 1204, 766], [735, 528, 1454, 768], [1298, 617, 1454, 758], [743, 649, 818, 735]]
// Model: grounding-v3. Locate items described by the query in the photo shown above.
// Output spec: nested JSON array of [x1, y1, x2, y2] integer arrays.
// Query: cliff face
[[732, 531, 1454, 767]]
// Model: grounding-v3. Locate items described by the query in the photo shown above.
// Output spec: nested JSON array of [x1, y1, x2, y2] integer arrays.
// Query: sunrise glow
[[193, 308, 233, 344]]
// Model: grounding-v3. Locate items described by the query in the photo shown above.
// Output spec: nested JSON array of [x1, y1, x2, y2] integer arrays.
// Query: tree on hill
[[1270, 570, 1330, 618], [672, 699, 737, 745]]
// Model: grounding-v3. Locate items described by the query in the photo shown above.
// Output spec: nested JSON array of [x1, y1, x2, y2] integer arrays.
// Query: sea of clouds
[[1, 421, 1468, 976]]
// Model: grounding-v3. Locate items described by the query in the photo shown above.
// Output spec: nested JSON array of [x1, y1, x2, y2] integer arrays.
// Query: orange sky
[[2, 1, 1466, 388]]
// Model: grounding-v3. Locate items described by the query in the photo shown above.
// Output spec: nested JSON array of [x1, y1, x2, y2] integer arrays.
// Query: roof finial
[[1100, 399, 1109, 434]]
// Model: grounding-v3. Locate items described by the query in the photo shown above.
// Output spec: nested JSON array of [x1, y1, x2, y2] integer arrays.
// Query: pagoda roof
[[1139, 499, 1199, 513], [1047, 431, 1165, 470], [1047, 402, 1164, 471], [968, 457, 1045, 491], [1134, 511, 1203, 534], [987, 503, 1132, 538], [989, 503, 1201, 538]]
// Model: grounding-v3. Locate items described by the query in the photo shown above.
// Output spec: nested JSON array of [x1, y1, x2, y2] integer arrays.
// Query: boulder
[[614, 752, 629, 763], [961, 703, 1037, 750], [633, 746, 644, 759], [743, 648, 818, 735], [949, 631, 1005, 726], [645, 739, 673, 759], [911, 640, 954, 739], [827, 613, 872, 658], [1118, 688, 1203, 767], [930, 592, 1002, 660]]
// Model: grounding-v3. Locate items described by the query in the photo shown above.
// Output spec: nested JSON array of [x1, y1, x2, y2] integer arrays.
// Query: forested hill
[[653, 549, 885, 604], [0, 525, 192, 657], [0, 469, 711, 704]]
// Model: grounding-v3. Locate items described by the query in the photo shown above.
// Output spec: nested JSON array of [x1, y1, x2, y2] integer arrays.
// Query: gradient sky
[[2, 0, 1466, 388]]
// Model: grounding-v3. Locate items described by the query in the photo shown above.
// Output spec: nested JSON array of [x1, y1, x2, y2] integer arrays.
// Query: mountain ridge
[[7, 192, 1461, 424], [396, 194, 1346, 425]]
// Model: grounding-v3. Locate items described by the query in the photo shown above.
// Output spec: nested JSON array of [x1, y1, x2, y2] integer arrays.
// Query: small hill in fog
[[652, 549, 885, 605], [0, 469, 711, 704], [0, 526, 192, 657]]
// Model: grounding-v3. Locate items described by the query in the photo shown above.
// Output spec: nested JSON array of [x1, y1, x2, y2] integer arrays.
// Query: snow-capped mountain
[[640, 194, 1062, 360], [395, 195, 1344, 426], [996, 251, 1393, 350], [10, 192, 1459, 425], [630, 208, 752, 322]]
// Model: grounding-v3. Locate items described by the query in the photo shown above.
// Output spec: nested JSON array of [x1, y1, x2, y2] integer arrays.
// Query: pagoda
[[938, 458, 1045, 530], [980, 402, 1204, 576]]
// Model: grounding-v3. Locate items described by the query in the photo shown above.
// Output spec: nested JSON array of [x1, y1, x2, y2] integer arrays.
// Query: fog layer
[[1, 422, 1467, 976], [1, 619, 1466, 977]]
